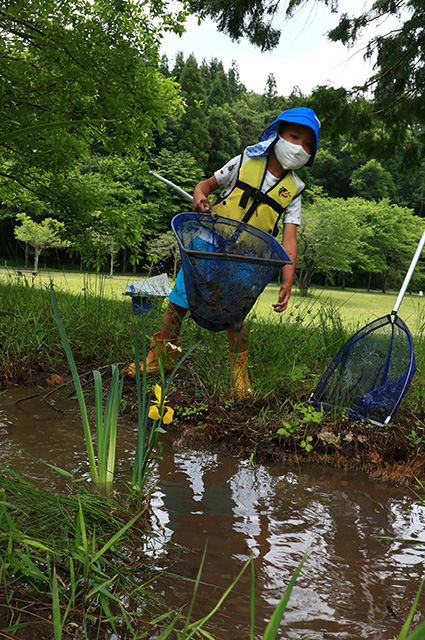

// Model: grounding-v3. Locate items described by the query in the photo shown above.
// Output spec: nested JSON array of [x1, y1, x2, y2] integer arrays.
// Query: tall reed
[[50, 283, 100, 485], [51, 282, 196, 494], [129, 310, 198, 494]]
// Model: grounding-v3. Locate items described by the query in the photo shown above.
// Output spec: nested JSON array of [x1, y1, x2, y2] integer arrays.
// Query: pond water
[[1, 386, 425, 639]]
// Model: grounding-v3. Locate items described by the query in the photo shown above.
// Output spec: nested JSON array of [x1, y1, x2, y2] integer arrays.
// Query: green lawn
[[0, 268, 142, 300], [256, 283, 425, 332], [2, 267, 425, 333]]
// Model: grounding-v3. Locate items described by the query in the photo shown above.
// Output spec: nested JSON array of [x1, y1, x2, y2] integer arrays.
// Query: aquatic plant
[[129, 314, 197, 495], [93, 364, 124, 491], [51, 282, 196, 494], [51, 283, 100, 485]]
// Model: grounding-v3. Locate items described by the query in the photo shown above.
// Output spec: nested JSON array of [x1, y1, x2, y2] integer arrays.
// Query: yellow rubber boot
[[125, 332, 178, 378], [229, 350, 253, 399]]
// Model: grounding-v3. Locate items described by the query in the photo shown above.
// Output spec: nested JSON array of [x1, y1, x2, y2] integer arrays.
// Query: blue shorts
[[168, 267, 189, 309], [168, 232, 216, 310]]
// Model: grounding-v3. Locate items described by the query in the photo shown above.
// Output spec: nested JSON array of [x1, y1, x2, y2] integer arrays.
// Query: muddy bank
[[125, 383, 425, 489], [169, 407, 425, 488], [11, 364, 425, 490]]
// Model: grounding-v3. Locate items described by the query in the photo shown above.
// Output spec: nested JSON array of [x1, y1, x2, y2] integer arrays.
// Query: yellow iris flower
[[148, 384, 174, 425]]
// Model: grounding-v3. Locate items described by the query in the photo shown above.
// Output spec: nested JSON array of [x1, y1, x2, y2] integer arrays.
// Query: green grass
[[4, 267, 424, 332], [1, 270, 424, 413], [0, 267, 142, 299], [256, 283, 425, 333]]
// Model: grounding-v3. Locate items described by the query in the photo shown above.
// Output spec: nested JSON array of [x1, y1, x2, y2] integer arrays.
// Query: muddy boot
[[229, 349, 253, 399], [125, 332, 178, 378]]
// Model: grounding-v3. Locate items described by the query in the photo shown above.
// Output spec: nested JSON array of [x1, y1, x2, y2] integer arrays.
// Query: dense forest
[[2, 0, 425, 294]]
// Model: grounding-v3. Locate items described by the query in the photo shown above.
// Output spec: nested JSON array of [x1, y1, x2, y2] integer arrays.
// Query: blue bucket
[[130, 295, 159, 317]]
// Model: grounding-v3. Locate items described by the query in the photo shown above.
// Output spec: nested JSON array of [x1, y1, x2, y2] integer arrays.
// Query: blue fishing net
[[172, 213, 291, 332], [309, 314, 416, 425]]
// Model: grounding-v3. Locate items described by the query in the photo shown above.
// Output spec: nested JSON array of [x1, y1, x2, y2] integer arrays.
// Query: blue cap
[[260, 107, 321, 166]]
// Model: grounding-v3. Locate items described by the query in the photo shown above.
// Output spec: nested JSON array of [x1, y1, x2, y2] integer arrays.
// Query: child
[[126, 107, 320, 398]]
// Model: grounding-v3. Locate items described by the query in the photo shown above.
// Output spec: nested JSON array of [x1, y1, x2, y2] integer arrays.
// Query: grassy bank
[[1, 273, 425, 485]]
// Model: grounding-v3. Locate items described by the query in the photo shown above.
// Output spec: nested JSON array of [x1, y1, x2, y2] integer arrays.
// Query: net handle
[[392, 227, 425, 314], [149, 170, 192, 202], [149, 170, 217, 219]]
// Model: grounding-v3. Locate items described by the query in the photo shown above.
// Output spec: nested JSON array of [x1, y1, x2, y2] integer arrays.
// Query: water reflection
[[154, 443, 425, 639], [1, 387, 425, 638]]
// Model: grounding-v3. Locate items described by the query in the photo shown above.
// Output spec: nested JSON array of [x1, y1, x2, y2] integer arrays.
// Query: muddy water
[[1, 387, 425, 639]]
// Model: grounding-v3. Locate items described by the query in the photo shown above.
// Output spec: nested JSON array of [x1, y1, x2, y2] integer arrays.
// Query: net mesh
[[172, 213, 291, 332], [310, 314, 416, 425]]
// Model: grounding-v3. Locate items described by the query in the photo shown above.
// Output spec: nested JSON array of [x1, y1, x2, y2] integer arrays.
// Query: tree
[[147, 231, 181, 280], [151, 149, 205, 213], [352, 198, 424, 293], [208, 65, 231, 108], [188, 0, 282, 50], [171, 51, 186, 81], [14, 213, 70, 271], [207, 106, 241, 174], [228, 99, 270, 151], [227, 60, 246, 101], [350, 159, 395, 202], [263, 74, 279, 111], [296, 190, 366, 294], [310, 146, 358, 199], [0, 0, 186, 200], [175, 55, 211, 171], [65, 155, 171, 271], [89, 231, 118, 277]]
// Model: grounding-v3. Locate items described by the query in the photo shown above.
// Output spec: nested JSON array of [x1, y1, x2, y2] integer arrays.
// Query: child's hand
[[192, 177, 219, 213], [192, 196, 211, 213], [272, 284, 291, 312]]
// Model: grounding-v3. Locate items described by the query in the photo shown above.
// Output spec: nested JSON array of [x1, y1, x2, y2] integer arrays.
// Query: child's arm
[[272, 223, 298, 313], [192, 176, 219, 212]]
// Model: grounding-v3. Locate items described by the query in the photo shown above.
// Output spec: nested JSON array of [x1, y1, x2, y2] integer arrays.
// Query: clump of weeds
[[277, 402, 324, 453]]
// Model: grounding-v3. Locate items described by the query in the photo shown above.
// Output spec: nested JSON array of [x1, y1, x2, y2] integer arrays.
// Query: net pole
[[149, 170, 217, 219], [149, 170, 193, 202], [392, 228, 425, 315]]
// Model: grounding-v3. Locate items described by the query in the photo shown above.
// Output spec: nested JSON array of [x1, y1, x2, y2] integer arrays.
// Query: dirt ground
[[121, 376, 425, 489]]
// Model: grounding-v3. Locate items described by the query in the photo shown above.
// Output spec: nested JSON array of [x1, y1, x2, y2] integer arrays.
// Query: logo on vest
[[278, 187, 292, 198]]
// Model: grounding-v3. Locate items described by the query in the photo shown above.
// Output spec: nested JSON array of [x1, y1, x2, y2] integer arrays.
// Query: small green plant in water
[[51, 283, 118, 491], [51, 282, 196, 495], [129, 312, 198, 497]]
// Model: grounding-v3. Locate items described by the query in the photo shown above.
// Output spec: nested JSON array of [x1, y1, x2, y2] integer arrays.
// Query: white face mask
[[274, 136, 311, 170]]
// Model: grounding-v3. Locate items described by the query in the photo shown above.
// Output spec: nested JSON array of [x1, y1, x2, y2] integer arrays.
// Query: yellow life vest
[[213, 156, 305, 235]]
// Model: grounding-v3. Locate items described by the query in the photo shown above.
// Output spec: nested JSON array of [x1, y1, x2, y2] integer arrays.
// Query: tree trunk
[[24, 243, 29, 268], [382, 273, 388, 293], [34, 248, 40, 271], [109, 253, 114, 278], [121, 248, 128, 273], [367, 271, 372, 292]]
